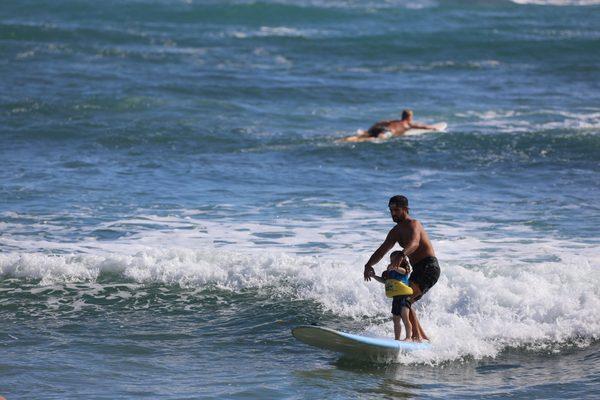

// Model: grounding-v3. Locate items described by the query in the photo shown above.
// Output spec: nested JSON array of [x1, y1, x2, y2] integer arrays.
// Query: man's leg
[[409, 281, 422, 303], [409, 308, 428, 341], [408, 282, 429, 341]]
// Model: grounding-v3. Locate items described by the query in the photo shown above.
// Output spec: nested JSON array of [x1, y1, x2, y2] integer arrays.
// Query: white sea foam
[[456, 109, 600, 133], [1, 211, 598, 363], [227, 26, 328, 39], [343, 59, 501, 74], [242, 0, 439, 10]]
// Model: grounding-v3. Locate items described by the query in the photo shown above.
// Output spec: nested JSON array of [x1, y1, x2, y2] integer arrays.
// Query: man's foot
[[411, 335, 431, 343], [414, 329, 429, 341], [401, 337, 413, 342]]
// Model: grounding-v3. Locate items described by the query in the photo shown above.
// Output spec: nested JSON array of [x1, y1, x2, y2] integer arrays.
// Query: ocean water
[[1, 0, 599, 398]]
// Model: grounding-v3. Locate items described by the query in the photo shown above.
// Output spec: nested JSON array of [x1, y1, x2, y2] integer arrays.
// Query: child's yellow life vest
[[384, 279, 413, 298]]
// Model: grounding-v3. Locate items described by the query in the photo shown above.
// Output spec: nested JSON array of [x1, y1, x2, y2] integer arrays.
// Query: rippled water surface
[[1, 0, 599, 398]]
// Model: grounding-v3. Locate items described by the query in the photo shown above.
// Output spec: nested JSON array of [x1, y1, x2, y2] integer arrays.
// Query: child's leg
[[393, 314, 402, 340], [401, 306, 412, 341]]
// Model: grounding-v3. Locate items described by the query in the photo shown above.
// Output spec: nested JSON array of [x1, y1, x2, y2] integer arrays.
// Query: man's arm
[[364, 229, 396, 281], [409, 122, 437, 130]]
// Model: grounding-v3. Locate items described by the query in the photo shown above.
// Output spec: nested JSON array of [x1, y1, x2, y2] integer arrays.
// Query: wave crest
[[2, 241, 599, 362]]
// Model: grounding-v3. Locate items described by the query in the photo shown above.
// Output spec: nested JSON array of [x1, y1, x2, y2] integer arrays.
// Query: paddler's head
[[401, 109, 413, 121], [388, 195, 409, 223]]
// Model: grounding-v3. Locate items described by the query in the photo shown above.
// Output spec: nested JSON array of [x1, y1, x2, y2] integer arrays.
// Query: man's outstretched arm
[[364, 229, 396, 281], [409, 122, 437, 130]]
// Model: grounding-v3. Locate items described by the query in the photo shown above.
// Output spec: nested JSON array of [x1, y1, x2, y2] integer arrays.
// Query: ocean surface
[[1, 0, 599, 398]]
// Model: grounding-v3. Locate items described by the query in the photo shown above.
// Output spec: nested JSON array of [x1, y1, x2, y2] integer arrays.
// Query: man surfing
[[342, 109, 442, 142], [364, 195, 441, 341]]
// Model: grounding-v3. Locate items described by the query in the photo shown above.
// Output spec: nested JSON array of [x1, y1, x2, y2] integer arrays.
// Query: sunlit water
[[1, 0, 599, 398]]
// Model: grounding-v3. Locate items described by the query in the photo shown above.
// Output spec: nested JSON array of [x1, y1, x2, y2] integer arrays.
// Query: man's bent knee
[[409, 282, 422, 301]]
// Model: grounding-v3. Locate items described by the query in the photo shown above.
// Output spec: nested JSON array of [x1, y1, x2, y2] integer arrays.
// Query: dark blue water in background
[[1, 1, 599, 398]]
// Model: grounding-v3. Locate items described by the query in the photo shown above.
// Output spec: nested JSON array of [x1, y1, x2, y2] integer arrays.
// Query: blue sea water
[[1, 0, 599, 398]]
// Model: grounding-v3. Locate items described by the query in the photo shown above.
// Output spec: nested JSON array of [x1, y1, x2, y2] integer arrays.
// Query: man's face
[[389, 205, 406, 223]]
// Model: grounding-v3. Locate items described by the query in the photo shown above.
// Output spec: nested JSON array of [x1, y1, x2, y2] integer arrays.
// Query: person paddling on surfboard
[[373, 251, 414, 341], [342, 109, 441, 142], [364, 195, 441, 342]]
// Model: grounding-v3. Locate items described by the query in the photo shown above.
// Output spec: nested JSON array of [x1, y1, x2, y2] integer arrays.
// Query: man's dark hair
[[388, 195, 409, 208], [401, 109, 413, 120]]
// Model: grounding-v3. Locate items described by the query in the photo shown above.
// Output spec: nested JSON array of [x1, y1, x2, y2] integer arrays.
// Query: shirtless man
[[342, 109, 440, 142], [363, 195, 441, 341]]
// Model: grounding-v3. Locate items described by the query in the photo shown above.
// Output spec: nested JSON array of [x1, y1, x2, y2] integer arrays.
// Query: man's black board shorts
[[409, 256, 440, 302]]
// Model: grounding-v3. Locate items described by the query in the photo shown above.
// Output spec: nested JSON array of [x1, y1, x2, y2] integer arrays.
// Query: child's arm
[[372, 275, 386, 284]]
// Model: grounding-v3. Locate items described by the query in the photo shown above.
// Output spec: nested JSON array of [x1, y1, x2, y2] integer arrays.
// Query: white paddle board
[[292, 325, 430, 359]]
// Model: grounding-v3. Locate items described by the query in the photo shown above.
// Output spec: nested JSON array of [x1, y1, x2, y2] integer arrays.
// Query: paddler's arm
[[409, 122, 437, 130], [364, 229, 396, 281]]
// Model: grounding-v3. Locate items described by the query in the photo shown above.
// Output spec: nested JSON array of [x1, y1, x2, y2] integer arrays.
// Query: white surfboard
[[404, 122, 447, 136], [292, 325, 430, 359]]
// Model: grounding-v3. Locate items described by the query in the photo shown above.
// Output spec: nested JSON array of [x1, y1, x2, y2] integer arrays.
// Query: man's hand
[[364, 265, 375, 281]]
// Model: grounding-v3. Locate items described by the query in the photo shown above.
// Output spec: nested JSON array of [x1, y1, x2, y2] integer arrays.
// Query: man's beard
[[392, 215, 402, 223]]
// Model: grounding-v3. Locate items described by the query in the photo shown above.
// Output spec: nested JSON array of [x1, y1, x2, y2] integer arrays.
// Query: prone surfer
[[342, 109, 441, 142], [373, 251, 413, 341], [364, 195, 441, 342]]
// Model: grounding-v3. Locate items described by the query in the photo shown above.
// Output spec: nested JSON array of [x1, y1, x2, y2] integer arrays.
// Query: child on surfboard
[[373, 251, 414, 341]]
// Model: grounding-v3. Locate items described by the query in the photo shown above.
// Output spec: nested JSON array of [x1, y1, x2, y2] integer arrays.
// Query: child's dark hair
[[390, 251, 404, 260]]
